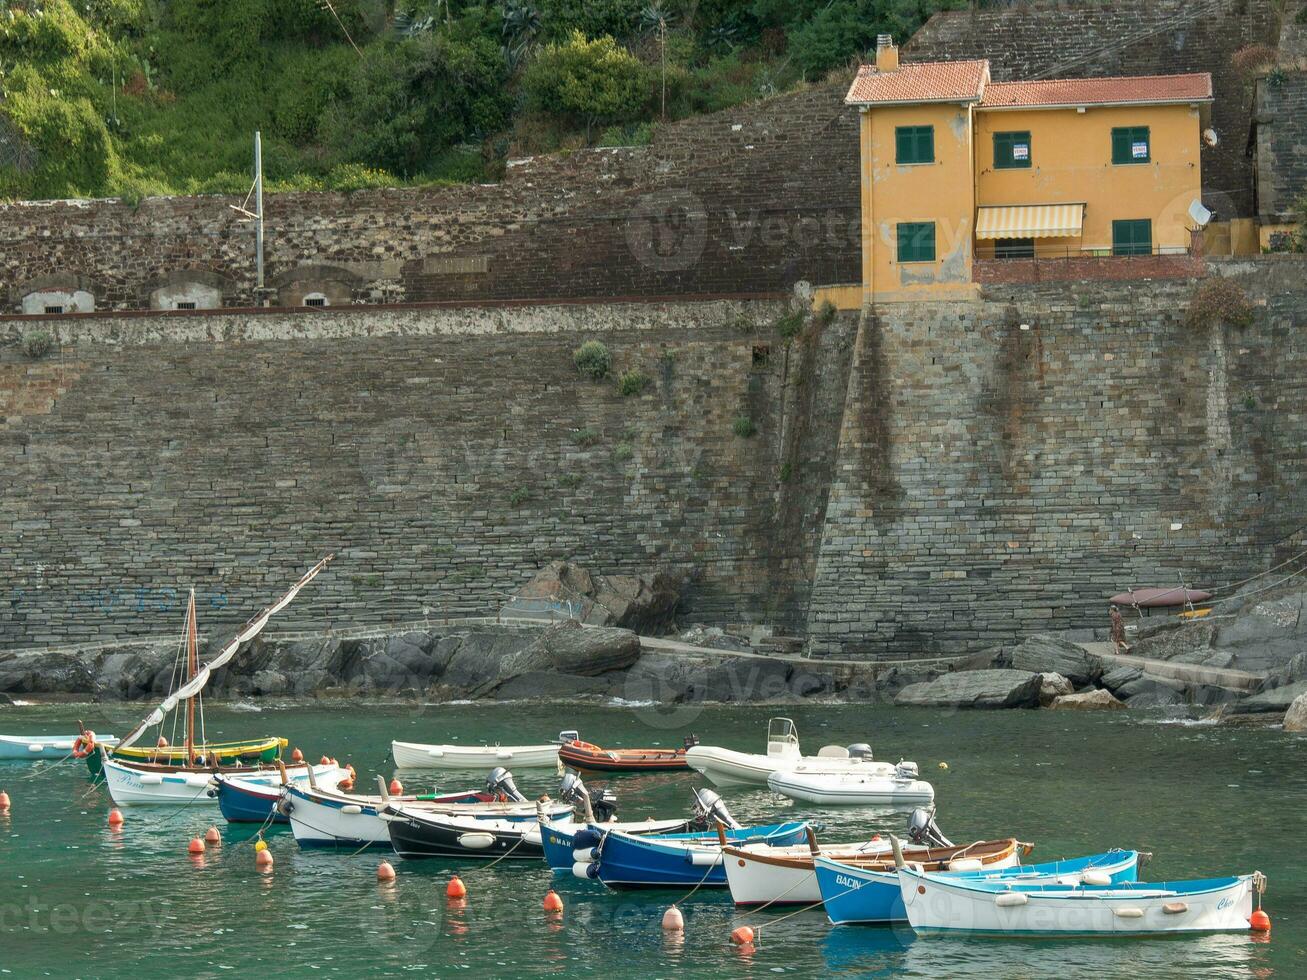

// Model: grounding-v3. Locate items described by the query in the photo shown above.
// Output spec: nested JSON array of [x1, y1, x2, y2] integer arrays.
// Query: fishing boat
[[86, 558, 330, 797], [214, 767, 353, 823], [82, 736, 284, 778], [767, 764, 935, 806], [392, 738, 560, 770], [897, 861, 1265, 936], [816, 849, 1140, 925], [386, 808, 554, 860], [538, 815, 696, 870], [556, 730, 695, 773], [0, 733, 118, 761], [725, 835, 1028, 907], [578, 789, 810, 889], [284, 770, 573, 849], [102, 752, 340, 807], [684, 717, 916, 788]]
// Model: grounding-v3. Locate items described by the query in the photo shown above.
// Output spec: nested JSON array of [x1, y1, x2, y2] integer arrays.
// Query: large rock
[[1227, 679, 1307, 715], [1100, 665, 1143, 693], [493, 670, 616, 701], [1284, 693, 1307, 733], [0, 649, 97, 694], [1037, 672, 1073, 707], [1130, 619, 1218, 662], [682, 656, 793, 703], [1050, 689, 1126, 711], [509, 560, 682, 634], [1009, 635, 1102, 686], [1211, 592, 1307, 672], [895, 670, 1042, 710]]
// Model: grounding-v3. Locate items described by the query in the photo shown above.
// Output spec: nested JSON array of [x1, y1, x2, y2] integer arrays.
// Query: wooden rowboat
[[557, 734, 694, 773], [0, 734, 118, 761]]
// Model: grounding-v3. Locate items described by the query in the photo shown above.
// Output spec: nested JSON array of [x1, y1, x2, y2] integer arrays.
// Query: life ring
[[72, 732, 96, 758]]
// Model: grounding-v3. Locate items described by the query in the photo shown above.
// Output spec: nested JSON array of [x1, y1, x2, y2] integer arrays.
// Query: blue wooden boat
[[583, 821, 810, 889], [816, 849, 1141, 925], [540, 819, 706, 870]]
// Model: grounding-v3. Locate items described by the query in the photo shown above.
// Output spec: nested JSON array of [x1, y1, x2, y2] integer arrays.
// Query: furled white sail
[[116, 556, 333, 750]]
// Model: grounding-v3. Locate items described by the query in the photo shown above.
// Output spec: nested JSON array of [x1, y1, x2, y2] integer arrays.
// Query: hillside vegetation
[[0, 0, 962, 201]]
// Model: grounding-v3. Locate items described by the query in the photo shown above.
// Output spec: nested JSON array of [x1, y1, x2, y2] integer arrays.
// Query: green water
[[1, 700, 1303, 978]]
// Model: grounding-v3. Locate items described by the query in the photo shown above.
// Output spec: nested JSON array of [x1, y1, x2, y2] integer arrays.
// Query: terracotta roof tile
[[979, 73, 1213, 108], [845, 60, 989, 105]]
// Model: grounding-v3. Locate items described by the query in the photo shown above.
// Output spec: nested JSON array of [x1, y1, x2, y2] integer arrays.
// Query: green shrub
[[21, 330, 55, 359], [775, 309, 805, 340], [618, 368, 651, 396], [1185, 278, 1255, 330], [612, 441, 634, 462], [559, 472, 583, 488], [573, 340, 612, 379], [325, 163, 398, 192], [779, 461, 793, 482], [815, 299, 837, 327], [509, 486, 533, 506], [572, 426, 601, 446], [732, 415, 756, 438], [521, 31, 648, 136]]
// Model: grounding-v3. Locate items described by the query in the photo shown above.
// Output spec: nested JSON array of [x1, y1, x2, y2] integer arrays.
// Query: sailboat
[[97, 557, 334, 806]]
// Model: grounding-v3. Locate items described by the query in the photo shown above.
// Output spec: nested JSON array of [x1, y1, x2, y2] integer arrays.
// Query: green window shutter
[[897, 222, 936, 262], [1111, 126, 1150, 164], [895, 126, 934, 164], [993, 131, 1032, 169], [1112, 219, 1152, 256]]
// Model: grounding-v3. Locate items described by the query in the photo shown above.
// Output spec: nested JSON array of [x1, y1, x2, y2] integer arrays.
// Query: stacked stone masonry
[[0, 84, 860, 313], [806, 258, 1307, 657]]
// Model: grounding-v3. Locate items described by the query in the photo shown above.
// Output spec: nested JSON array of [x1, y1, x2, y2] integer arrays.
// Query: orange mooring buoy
[[205, 826, 221, 845], [662, 906, 684, 931], [291, 747, 304, 763], [543, 889, 563, 913], [157, 735, 169, 748], [255, 848, 274, 871], [1250, 909, 1271, 932], [729, 926, 754, 946], [187, 837, 205, 855], [0, 790, 12, 812], [377, 860, 396, 882], [319, 755, 330, 766], [389, 778, 403, 795], [446, 875, 466, 898], [107, 808, 124, 827]]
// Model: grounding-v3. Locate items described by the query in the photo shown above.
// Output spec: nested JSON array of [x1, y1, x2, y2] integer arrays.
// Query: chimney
[[875, 35, 898, 72]]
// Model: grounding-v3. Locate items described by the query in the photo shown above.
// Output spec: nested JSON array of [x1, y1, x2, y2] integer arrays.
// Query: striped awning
[[975, 204, 1085, 239]]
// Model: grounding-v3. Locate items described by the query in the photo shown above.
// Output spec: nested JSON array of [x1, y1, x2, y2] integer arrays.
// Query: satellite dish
[[1188, 200, 1213, 228], [1202, 128, 1219, 147]]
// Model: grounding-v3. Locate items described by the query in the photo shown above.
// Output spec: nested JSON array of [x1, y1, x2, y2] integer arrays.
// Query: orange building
[[842, 38, 1212, 303]]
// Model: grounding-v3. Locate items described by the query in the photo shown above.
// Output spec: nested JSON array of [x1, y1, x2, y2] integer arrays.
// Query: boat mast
[[185, 589, 198, 766]]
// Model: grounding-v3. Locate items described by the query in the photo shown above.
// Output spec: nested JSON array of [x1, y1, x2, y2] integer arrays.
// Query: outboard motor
[[683, 733, 700, 750], [485, 767, 527, 803], [894, 760, 919, 780], [905, 806, 953, 848], [847, 743, 874, 761], [592, 788, 618, 822], [560, 771, 620, 822], [691, 788, 743, 830]]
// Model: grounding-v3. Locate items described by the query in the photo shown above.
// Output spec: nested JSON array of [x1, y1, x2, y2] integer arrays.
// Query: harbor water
[[1, 700, 1303, 978]]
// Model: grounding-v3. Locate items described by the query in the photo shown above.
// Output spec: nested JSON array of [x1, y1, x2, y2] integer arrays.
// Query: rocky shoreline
[[2, 564, 1305, 732]]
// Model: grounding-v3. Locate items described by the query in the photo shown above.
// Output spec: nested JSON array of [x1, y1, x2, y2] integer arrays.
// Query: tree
[[502, 0, 542, 70], [640, 2, 673, 120], [522, 32, 649, 138]]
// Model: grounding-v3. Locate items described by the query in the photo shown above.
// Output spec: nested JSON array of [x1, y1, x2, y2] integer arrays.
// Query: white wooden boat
[[0, 734, 119, 760], [392, 739, 559, 770], [284, 775, 573, 849], [767, 764, 934, 805], [684, 717, 909, 788], [898, 862, 1266, 936], [102, 753, 339, 806], [724, 836, 1022, 906]]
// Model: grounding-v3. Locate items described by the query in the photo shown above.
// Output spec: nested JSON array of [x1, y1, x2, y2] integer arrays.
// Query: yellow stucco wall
[[973, 104, 1203, 254], [860, 103, 978, 302]]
